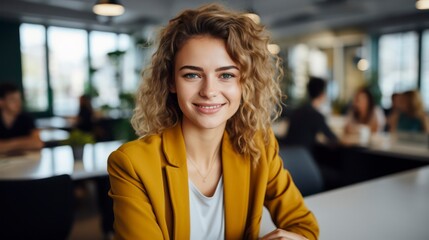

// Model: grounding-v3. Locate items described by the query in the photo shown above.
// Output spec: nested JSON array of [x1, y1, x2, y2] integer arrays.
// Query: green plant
[[62, 130, 95, 146]]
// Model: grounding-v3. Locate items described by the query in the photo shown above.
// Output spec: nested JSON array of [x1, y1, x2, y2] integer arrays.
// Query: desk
[[306, 166, 429, 239], [365, 133, 429, 162], [0, 141, 122, 180], [261, 166, 429, 239], [36, 116, 74, 130]]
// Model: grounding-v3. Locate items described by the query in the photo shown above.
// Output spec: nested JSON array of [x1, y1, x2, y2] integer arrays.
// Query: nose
[[199, 76, 218, 98]]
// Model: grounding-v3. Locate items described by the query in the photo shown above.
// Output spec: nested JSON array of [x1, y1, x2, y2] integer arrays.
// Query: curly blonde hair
[[131, 4, 283, 163]]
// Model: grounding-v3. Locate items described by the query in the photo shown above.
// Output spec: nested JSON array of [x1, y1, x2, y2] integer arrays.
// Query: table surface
[[274, 116, 429, 161], [261, 166, 429, 239], [0, 141, 122, 180]]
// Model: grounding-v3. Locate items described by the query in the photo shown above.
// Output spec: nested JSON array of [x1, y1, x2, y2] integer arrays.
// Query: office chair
[[279, 146, 324, 196], [0, 174, 74, 240]]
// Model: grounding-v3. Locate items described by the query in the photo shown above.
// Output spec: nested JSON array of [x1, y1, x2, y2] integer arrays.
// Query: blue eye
[[183, 73, 200, 79], [220, 73, 234, 79]]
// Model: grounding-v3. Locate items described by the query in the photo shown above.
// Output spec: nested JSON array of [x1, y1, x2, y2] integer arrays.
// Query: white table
[[364, 133, 429, 161], [0, 141, 122, 180], [261, 166, 429, 239]]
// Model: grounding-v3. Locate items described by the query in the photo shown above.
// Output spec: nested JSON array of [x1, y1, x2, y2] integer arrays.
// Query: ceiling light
[[416, 0, 429, 10], [357, 59, 369, 71], [93, 0, 125, 16]]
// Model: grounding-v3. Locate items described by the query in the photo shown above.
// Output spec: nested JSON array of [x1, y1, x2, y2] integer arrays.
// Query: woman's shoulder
[[110, 134, 163, 163]]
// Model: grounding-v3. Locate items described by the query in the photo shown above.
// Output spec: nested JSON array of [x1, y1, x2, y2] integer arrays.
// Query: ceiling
[[1, 0, 428, 40]]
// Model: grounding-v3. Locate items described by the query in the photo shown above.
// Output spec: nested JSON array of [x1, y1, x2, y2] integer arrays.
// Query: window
[[118, 34, 138, 94], [20, 24, 138, 117], [48, 26, 88, 116], [288, 44, 328, 101], [20, 24, 48, 112], [90, 31, 118, 108], [378, 32, 418, 109], [89, 32, 138, 109], [421, 30, 429, 111]]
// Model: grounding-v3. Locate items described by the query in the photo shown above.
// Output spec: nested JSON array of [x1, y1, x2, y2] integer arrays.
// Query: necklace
[[187, 150, 218, 183]]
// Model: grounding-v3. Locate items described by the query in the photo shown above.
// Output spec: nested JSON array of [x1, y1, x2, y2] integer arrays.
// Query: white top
[[189, 176, 225, 240], [346, 106, 386, 133]]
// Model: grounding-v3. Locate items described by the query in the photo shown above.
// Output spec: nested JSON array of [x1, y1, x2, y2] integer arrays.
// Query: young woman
[[388, 90, 429, 133], [108, 4, 319, 240], [344, 87, 385, 134]]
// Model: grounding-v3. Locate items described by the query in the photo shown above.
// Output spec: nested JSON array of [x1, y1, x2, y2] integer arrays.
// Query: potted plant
[[62, 130, 95, 160]]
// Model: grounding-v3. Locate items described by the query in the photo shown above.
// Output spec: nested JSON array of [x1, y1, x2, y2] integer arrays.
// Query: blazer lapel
[[163, 124, 190, 240], [221, 132, 250, 239]]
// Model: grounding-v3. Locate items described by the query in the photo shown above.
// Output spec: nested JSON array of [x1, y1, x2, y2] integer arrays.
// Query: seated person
[[76, 94, 94, 133], [0, 83, 43, 154], [284, 76, 338, 150], [388, 90, 429, 133], [385, 92, 402, 131], [344, 86, 385, 134]]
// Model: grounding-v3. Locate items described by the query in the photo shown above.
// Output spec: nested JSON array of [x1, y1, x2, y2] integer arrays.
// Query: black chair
[[279, 146, 324, 196], [0, 174, 74, 240]]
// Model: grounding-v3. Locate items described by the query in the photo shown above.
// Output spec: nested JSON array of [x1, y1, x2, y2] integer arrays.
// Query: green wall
[[0, 20, 23, 91]]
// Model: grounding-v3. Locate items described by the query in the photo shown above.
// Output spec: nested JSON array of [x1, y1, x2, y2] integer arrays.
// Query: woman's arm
[[0, 129, 44, 154], [264, 132, 319, 240], [108, 150, 164, 240]]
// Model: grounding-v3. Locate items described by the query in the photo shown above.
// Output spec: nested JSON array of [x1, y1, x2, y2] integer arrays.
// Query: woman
[[345, 87, 385, 134], [108, 4, 318, 240], [389, 90, 429, 133]]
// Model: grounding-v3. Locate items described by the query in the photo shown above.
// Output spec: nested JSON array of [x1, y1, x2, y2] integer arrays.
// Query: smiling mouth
[[194, 104, 225, 109]]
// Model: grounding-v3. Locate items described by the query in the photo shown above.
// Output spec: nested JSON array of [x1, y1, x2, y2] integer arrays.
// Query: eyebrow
[[178, 65, 239, 72]]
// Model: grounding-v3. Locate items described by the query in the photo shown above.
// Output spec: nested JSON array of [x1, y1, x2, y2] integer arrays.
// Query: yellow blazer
[[108, 124, 319, 239]]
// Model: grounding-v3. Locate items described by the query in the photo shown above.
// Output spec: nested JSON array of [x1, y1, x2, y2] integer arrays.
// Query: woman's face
[[353, 91, 368, 115], [172, 36, 242, 132]]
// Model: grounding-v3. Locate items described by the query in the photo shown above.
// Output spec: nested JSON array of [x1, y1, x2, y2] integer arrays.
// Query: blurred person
[[76, 94, 94, 133], [284, 76, 339, 150], [108, 4, 318, 240], [388, 90, 429, 133], [344, 86, 385, 135], [385, 92, 403, 131], [0, 82, 43, 154]]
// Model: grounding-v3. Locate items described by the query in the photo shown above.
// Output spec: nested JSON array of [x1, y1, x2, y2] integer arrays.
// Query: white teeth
[[198, 105, 221, 109]]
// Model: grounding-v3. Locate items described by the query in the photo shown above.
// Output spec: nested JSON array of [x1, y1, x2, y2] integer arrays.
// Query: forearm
[[0, 135, 43, 153]]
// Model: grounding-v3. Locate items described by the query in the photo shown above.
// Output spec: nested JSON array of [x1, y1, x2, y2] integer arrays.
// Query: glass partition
[[48, 26, 88, 116], [378, 31, 418, 109], [20, 24, 48, 112]]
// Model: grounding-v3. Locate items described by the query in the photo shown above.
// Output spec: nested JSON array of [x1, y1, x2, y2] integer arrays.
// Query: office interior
[[1, 0, 429, 239]]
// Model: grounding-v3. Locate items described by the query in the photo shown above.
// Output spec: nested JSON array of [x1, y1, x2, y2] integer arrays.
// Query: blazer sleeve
[[108, 149, 164, 240], [264, 132, 320, 240]]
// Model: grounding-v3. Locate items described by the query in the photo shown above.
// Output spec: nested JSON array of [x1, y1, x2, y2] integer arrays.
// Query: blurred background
[[1, 1, 429, 239], [1, 0, 428, 119]]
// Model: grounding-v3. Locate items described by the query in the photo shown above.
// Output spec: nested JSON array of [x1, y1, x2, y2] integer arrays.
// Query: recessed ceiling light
[[93, 0, 125, 17]]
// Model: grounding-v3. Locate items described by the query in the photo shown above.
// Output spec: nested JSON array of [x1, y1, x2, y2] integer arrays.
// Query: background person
[[388, 90, 429, 133], [76, 94, 94, 133], [385, 92, 402, 132], [344, 86, 385, 135], [284, 76, 339, 151], [108, 4, 318, 240], [0, 82, 43, 154]]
